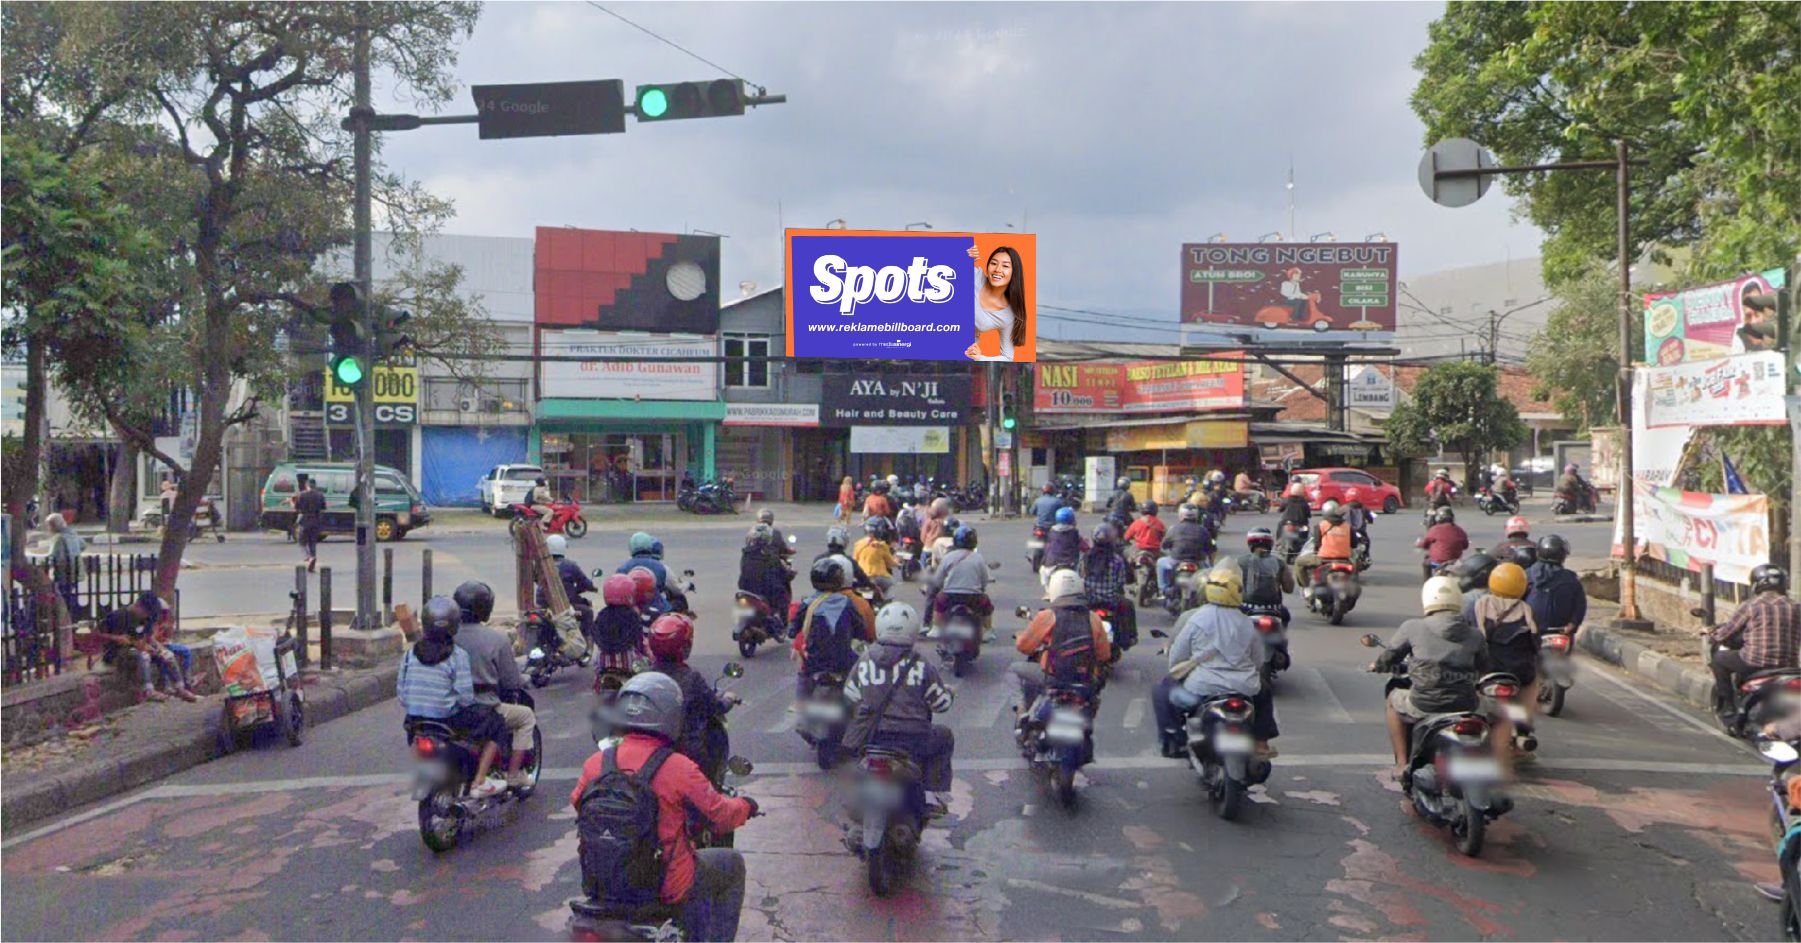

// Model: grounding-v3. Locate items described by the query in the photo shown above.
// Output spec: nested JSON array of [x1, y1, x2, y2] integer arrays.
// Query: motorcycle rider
[[924, 525, 992, 632], [646, 613, 737, 782], [1418, 506, 1471, 575], [862, 479, 896, 522], [894, 496, 923, 549], [789, 556, 877, 700], [738, 525, 793, 638], [853, 516, 899, 598], [1104, 475, 1138, 531], [920, 497, 952, 561], [452, 581, 538, 790], [844, 602, 956, 796], [616, 531, 670, 598], [1492, 470, 1521, 511], [593, 574, 647, 677], [1707, 564, 1800, 719], [539, 534, 597, 637], [1555, 463, 1595, 513], [1082, 522, 1136, 650], [1233, 468, 1257, 503], [575, 672, 755, 942], [1276, 482, 1311, 553], [1491, 516, 1536, 563], [1371, 576, 1486, 781], [1296, 501, 1355, 589], [1452, 552, 1500, 624], [1154, 564, 1278, 758], [529, 476, 556, 531], [818, 525, 872, 593], [1239, 527, 1295, 626], [1342, 487, 1374, 563], [398, 596, 509, 798], [1122, 502, 1167, 585], [1525, 534, 1587, 648], [756, 508, 794, 558], [1158, 503, 1212, 601], [1041, 506, 1088, 585], [1013, 569, 1112, 730], [1030, 482, 1065, 529], [1424, 468, 1457, 517], [1473, 562, 1540, 764]]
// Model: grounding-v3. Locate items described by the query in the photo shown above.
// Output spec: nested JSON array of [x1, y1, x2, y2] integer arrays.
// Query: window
[[270, 473, 297, 494], [724, 334, 770, 388], [503, 466, 543, 481]]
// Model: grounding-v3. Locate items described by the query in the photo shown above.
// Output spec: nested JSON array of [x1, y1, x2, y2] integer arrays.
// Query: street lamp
[[904, 221, 932, 231], [1310, 231, 1336, 242], [1258, 231, 1284, 242], [825, 218, 847, 230], [1366, 232, 1389, 242], [1208, 232, 1229, 243]]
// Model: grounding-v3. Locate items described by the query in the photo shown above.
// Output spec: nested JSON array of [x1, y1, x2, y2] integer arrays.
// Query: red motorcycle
[[508, 499, 588, 539]]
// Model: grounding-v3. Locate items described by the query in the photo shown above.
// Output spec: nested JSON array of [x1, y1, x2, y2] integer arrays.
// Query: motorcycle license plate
[[803, 701, 845, 723], [946, 621, 976, 640], [1212, 731, 1254, 754], [1502, 703, 1529, 723], [1448, 756, 1503, 782], [733, 607, 756, 623], [898, 551, 915, 561], [1027, 540, 1044, 550], [1045, 720, 1086, 745], [411, 761, 450, 800]]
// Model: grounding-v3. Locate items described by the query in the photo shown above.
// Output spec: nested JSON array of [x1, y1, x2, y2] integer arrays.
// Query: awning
[[538, 399, 726, 422]]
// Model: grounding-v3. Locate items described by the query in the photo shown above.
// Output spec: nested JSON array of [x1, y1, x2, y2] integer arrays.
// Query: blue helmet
[[649, 538, 665, 560], [1055, 507, 1076, 526], [629, 531, 655, 556]]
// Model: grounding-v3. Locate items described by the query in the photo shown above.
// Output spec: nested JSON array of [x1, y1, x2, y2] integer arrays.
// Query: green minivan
[[259, 462, 431, 541]]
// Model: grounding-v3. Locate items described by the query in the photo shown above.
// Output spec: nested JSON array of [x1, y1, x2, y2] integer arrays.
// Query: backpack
[[1242, 554, 1283, 606], [576, 744, 674, 908], [803, 593, 861, 673], [1046, 606, 1098, 684], [1481, 602, 1538, 675]]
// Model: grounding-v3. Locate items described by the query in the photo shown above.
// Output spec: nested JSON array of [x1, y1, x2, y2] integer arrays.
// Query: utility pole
[[350, 3, 378, 630]]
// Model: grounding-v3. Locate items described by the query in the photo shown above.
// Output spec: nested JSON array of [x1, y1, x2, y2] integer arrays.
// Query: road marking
[[1287, 666, 1355, 724], [1122, 698, 1146, 730], [1004, 877, 1140, 910], [1579, 656, 1750, 751], [764, 705, 797, 734]]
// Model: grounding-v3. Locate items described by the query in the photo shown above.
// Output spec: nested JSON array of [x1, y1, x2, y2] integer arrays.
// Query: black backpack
[[576, 744, 674, 908], [1046, 606, 1098, 684], [1242, 554, 1283, 606], [802, 593, 861, 673]]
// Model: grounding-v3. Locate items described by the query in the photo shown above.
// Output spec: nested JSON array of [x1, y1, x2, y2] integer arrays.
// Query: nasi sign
[[470, 80, 626, 140], [325, 364, 418, 405]]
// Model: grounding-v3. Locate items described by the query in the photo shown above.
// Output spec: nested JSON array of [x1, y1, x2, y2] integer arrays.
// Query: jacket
[[650, 660, 727, 765], [1123, 515, 1166, 553], [397, 646, 476, 719], [1315, 520, 1354, 560], [453, 622, 526, 706], [615, 555, 669, 591], [1161, 520, 1210, 562], [1277, 496, 1311, 528], [844, 641, 954, 738], [1168, 603, 1263, 698], [1042, 524, 1086, 568], [1378, 611, 1485, 713], [1105, 489, 1137, 523], [570, 732, 752, 904], [919, 514, 947, 552], [813, 549, 870, 590], [737, 547, 790, 604], [1031, 494, 1065, 528], [538, 558, 597, 610], [789, 590, 877, 669], [1017, 600, 1112, 674], [863, 494, 894, 521], [930, 547, 990, 597], [1526, 562, 1588, 633], [1419, 523, 1469, 564], [592, 604, 645, 654], [1081, 544, 1130, 605], [853, 536, 897, 579]]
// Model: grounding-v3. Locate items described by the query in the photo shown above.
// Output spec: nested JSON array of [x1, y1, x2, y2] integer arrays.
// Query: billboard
[[539, 331, 719, 401], [1642, 351, 1787, 428], [535, 227, 721, 334], [785, 230, 1036, 362], [1033, 355, 1245, 414], [849, 426, 950, 454], [1180, 242, 1396, 341], [1643, 268, 1787, 365], [819, 374, 971, 426]]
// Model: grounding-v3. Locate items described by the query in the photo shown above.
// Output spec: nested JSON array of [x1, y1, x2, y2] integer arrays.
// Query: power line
[[582, 2, 763, 92]]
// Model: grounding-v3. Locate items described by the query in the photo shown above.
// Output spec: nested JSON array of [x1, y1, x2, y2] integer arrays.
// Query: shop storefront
[[533, 401, 722, 504], [819, 373, 979, 488], [1102, 418, 1256, 502], [719, 404, 819, 502]]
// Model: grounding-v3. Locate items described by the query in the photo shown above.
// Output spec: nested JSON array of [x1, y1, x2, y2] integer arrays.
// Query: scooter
[[1305, 561, 1361, 625], [1026, 527, 1046, 572], [935, 599, 984, 677], [1361, 634, 1512, 857], [407, 689, 542, 852], [731, 590, 783, 659], [1277, 522, 1306, 566], [1537, 628, 1577, 717], [1166, 561, 1202, 617], [1751, 735, 1801, 940], [797, 670, 851, 769], [523, 610, 593, 687], [1131, 548, 1160, 609], [1016, 682, 1096, 809], [1550, 482, 1598, 515], [1479, 671, 1537, 754], [508, 499, 589, 539], [1243, 604, 1290, 691], [1711, 637, 1801, 739], [846, 745, 943, 896], [1093, 599, 1137, 653], [1253, 290, 1336, 332], [1475, 487, 1518, 516], [1229, 490, 1270, 514], [1182, 691, 1269, 821], [896, 535, 922, 581]]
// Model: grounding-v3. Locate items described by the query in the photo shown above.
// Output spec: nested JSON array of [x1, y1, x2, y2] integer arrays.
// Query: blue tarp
[[421, 426, 527, 507]]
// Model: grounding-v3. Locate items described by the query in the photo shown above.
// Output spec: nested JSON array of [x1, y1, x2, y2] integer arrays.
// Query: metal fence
[[4, 553, 176, 687], [1634, 554, 1750, 606]]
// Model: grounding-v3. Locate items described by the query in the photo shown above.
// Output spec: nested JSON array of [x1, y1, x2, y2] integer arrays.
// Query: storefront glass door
[[552, 432, 685, 504]]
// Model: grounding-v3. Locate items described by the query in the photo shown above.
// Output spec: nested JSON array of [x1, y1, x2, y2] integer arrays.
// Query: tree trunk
[[108, 436, 138, 534], [4, 332, 63, 645]]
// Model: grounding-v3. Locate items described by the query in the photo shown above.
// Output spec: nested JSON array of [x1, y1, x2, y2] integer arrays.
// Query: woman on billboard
[[964, 244, 1027, 362]]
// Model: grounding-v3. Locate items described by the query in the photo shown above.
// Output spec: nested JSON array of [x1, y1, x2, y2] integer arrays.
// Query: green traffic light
[[639, 87, 668, 118], [1002, 417, 1017, 430], [332, 355, 366, 386]]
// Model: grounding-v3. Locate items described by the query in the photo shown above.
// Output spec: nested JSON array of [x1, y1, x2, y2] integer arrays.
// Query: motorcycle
[[407, 689, 542, 852], [846, 745, 944, 896], [693, 477, 741, 515], [1093, 599, 1136, 653], [591, 647, 644, 700], [1711, 637, 1801, 739], [1361, 634, 1512, 857], [1305, 561, 1361, 625], [1478, 671, 1536, 754], [935, 598, 984, 677], [1229, 490, 1270, 514], [1474, 487, 1518, 517], [1537, 629, 1577, 717], [1752, 735, 1801, 941], [797, 670, 851, 769], [1551, 482, 1599, 515], [508, 499, 589, 539], [731, 590, 784, 659], [1181, 690, 1269, 821], [523, 610, 593, 687], [896, 535, 922, 582], [1166, 561, 1202, 617], [1277, 522, 1306, 566], [1056, 478, 1085, 510], [1131, 548, 1159, 610], [1026, 527, 1047, 572], [1243, 604, 1290, 691], [1016, 682, 1096, 809]]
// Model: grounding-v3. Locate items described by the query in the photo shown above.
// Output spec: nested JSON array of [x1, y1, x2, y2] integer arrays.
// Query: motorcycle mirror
[[988, 561, 1002, 570], [1014, 605, 1030, 619], [590, 567, 606, 578], [683, 569, 696, 578], [1358, 634, 1381, 648], [1149, 628, 1168, 639], [726, 756, 755, 777], [1759, 739, 1800, 764], [722, 662, 744, 679], [1688, 607, 1707, 619]]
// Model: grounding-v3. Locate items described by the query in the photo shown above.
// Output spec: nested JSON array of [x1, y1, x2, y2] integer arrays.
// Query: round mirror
[[683, 569, 697, 578], [1149, 628, 1168, 639], [723, 662, 745, 679], [590, 567, 607, 578], [727, 756, 755, 777], [1358, 634, 1381, 648]]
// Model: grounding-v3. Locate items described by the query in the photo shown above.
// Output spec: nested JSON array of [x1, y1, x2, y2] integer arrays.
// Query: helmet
[[825, 525, 850, 551], [1488, 562, 1528, 599], [1246, 527, 1274, 552], [810, 555, 848, 592], [1042, 483, 1055, 494], [607, 672, 682, 741], [1209, 470, 1226, 483], [1092, 523, 1117, 545], [1436, 468, 1451, 480], [1508, 543, 1539, 568], [1421, 576, 1463, 615], [647, 614, 695, 663], [875, 602, 922, 646], [546, 534, 568, 557], [601, 573, 637, 607], [872, 480, 890, 494], [452, 581, 495, 623], [1453, 552, 1498, 593], [649, 539, 665, 560], [1055, 507, 1076, 526], [1045, 568, 1083, 601], [1287, 482, 1304, 498], [930, 497, 951, 515], [1322, 500, 1345, 523], [886, 474, 900, 487], [421, 596, 461, 636], [1433, 506, 1455, 524], [1179, 504, 1200, 522], [1344, 488, 1362, 505], [629, 531, 656, 556], [1536, 534, 1569, 566], [953, 525, 978, 550], [1753, 564, 1790, 596], [864, 516, 894, 541], [1116, 476, 1131, 490], [756, 508, 775, 525], [1203, 564, 1243, 607], [627, 567, 658, 605], [1564, 463, 1578, 475], [1143, 502, 1159, 516], [1505, 515, 1530, 538], [747, 523, 774, 548]]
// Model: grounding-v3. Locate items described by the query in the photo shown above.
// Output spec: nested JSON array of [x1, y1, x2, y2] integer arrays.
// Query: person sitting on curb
[[95, 592, 197, 703]]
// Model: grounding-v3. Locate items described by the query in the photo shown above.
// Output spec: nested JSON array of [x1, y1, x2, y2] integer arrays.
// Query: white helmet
[[875, 602, 922, 646], [1421, 575, 1463, 615], [546, 534, 568, 557], [1045, 568, 1083, 601], [887, 474, 900, 487]]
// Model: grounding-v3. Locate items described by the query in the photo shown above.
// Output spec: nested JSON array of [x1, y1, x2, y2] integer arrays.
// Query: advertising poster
[[786, 230, 1036, 362], [1642, 268, 1786, 365], [539, 331, 719, 401], [1033, 355, 1245, 414], [819, 374, 971, 426], [1632, 484, 1771, 584], [849, 426, 949, 454], [1180, 242, 1396, 341], [1642, 351, 1787, 428]]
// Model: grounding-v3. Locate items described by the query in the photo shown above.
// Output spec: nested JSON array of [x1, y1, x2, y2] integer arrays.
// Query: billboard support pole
[[1325, 354, 1347, 433], [987, 361, 1000, 515]]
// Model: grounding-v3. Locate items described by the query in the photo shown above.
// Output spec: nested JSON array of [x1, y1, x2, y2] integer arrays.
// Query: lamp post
[[1258, 231, 1284, 242], [904, 221, 932, 231], [1310, 231, 1336, 242], [825, 218, 847, 230]]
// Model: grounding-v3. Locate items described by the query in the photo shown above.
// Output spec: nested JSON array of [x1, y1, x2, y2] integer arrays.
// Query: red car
[[1291, 467, 1404, 515]]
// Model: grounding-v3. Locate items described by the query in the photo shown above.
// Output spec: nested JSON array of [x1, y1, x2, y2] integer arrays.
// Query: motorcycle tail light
[[1744, 675, 1779, 693], [1493, 684, 1518, 699], [1033, 527, 1046, 538], [1452, 718, 1487, 737], [1254, 617, 1277, 633], [1222, 697, 1247, 712], [1328, 563, 1354, 573], [1543, 634, 1570, 651], [1785, 678, 1801, 692], [862, 757, 893, 776], [415, 737, 438, 758], [1178, 563, 1198, 573]]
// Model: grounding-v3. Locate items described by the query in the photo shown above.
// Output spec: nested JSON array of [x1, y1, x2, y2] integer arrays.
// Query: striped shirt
[[396, 647, 475, 719], [1712, 593, 1801, 670]]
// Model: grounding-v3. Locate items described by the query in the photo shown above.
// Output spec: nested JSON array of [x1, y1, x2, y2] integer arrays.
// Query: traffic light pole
[[351, 5, 379, 631]]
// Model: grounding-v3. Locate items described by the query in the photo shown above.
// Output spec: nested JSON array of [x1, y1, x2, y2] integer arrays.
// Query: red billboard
[[535, 227, 721, 333], [1180, 242, 1396, 340], [1034, 355, 1245, 414]]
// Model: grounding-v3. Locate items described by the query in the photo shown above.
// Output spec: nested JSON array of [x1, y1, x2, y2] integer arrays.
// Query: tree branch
[[104, 404, 188, 476]]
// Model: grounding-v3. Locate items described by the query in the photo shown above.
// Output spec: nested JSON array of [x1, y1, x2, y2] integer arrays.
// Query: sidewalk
[[1569, 557, 1718, 714]]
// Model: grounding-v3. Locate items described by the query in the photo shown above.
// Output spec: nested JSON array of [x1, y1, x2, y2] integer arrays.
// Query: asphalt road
[[2, 502, 1780, 942]]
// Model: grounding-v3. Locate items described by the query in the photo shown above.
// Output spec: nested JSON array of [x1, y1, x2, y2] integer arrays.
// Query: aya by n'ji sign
[[1033, 355, 1245, 414]]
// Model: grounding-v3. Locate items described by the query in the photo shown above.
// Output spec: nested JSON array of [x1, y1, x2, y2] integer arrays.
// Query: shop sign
[[1105, 420, 1248, 452], [849, 425, 949, 454], [1033, 355, 1245, 414], [1643, 268, 1786, 365], [1180, 242, 1396, 341], [1346, 366, 1395, 411], [820, 374, 970, 426], [1642, 351, 1787, 428], [540, 331, 719, 401], [723, 403, 819, 427]]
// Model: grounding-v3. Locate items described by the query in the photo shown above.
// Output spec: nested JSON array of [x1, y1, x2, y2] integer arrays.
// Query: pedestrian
[[95, 592, 198, 702], [836, 476, 856, 521], [44, 512, 86, 619], [291, 476, 327, 572]]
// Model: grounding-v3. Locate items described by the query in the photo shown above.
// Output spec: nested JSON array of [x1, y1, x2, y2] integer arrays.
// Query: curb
[[0, 664, 401, 833], [1577, 621, 1717, 713]]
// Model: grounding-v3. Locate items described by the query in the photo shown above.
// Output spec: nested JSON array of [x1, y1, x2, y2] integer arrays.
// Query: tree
[[1386, 361, 1528, 486], [1525, 262, 1636, 431], [1412, 2, 1801, 286]]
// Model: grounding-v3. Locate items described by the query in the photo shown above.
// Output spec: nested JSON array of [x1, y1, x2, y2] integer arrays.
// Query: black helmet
[[1143, 501, 1159, 516], [421, 596, 461, 636], [953, 525, 978, 550], [452, 581, 495, 623], [872, 480, 890, 494], [1509, 543, 1539, 569], [810, 556, 847, 592], [864, 516, 894, 541], [1752, 564, 1789, 596], [1433, 506, 1455, 525], [1246, 527, 1274, 552], [1453, 553, 1498, 593], [1092, 523, 1117, 545], [1536, 534, 1569, 566]]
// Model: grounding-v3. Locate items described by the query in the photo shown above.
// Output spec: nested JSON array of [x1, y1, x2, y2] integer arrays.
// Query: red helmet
[[1505, 515, 1530, 537], [648, 614, 694, 663], [602, 574, 637, 607], [627, 568, 657, 605]]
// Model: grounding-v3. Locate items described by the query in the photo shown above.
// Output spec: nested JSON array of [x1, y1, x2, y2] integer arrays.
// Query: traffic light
[[634, 79, 745, 122], [327, 282, 367, 388], [372, 306, 413, 362], [1001, 391, 1017, 431]]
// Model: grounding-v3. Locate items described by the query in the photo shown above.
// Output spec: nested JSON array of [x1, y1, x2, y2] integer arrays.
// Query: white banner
[[1633, 484, 1771, 584], [1642, 351, 1787, 428], [539, 332, 719, 401], [723, 403, 819, 427], [1346, 366, 1395, 411], [849, 426, 949, 454]]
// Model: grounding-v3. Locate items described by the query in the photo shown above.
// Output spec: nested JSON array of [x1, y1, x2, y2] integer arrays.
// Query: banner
[[849, 426, 950, 454], [1033, 356, 1245, 414], [1632, 484, 1771, 584], [722, 403, 819, 427], [1642, 351, 1787, 428], [1105, 419, 1249, 452], [1180, 242, 1396, 341], [1346, 366, 1396, 411], [819, 374, 970, 426], [1643, 268, 1786, 365], [539, 331, 719, 401], [785, 230, 1036, 362]]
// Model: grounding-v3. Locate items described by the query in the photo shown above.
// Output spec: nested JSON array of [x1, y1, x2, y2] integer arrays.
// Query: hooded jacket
[[844, 641, 953, 738], [1043, 523, 1086, 568]]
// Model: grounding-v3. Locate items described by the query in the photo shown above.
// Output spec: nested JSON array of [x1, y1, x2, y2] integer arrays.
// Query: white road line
[[1579, 656, 1751, 751], [1287, 666, 1355, 724], [1004, 877, 1140, 910], [1122, 698, 1147, 730]]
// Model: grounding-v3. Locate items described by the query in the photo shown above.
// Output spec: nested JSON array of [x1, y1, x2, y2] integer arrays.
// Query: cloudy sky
[[375, 1, 1543, 342]]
